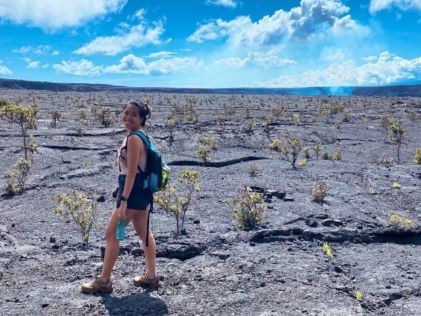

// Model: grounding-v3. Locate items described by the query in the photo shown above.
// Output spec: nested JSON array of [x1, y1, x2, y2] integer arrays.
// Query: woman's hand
[[118, 201, 127, 219]]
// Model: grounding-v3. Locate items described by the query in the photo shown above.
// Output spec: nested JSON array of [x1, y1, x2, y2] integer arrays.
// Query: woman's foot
[[133, 274, 160, 287], [81, 276, 113, 294]]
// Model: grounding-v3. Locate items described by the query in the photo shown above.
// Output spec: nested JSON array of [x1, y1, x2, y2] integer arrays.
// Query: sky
[[0, 0, 420, 88]]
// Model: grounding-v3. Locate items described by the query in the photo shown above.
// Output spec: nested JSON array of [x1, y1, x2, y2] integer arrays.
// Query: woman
[[81, 100, 159, 294]]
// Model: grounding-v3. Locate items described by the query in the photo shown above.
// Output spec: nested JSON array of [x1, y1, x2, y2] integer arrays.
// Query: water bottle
[[116, 219, 126, 241]]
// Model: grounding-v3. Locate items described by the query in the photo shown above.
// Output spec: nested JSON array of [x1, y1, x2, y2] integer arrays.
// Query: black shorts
[[116, 173, 152, 211]]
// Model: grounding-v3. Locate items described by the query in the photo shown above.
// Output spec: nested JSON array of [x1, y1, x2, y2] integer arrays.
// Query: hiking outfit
[[116, 130, 155, 247]]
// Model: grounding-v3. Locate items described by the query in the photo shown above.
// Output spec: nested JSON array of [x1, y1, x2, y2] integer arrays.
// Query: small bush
[[388, 213, 413, 228], [322, 242, 334, 259], [391, 182, 401, 189], [50, 191, 97, 243], [79, 110, 88, 124], [269, 136, 302, 169], [413, 148, 421, 164], [248, 164, 259, 177], [377, 155, 394, 166], [199, 134, 218, 150], [313, 144, 321, 160], [331, 148, 342, 161], [271, 105, 284, 121], [96, 107, 114, 127], [292, 113, 301, 125], [0, 103, 38, 160], [154, 169, 200, 235], [49, 111, 62, 128], [297, 159, 307, 168], [229, 187, 267, 231], [354, 290, 363, 301], [166, 118, 177, 147], [311, 180, 330, 203], [5, 158, 31, 195]]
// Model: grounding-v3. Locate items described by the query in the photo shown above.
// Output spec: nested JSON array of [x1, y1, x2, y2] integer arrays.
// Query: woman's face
[[123, 104, 143, 130]]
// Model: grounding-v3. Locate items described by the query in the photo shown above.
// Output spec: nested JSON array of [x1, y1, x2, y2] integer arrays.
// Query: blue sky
[[0, 0, 420, 88]]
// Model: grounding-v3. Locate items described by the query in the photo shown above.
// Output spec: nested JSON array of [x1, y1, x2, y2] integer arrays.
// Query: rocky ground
[[0, 90, 420, 316]]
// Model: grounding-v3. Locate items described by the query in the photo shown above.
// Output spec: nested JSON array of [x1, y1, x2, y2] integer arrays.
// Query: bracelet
[[120, 195, 128, 202]]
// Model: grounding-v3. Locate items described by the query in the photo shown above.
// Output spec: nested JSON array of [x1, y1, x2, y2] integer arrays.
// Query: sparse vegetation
[[154, 169, 200, 235], [0, 103, 38, 160], [166, 118, 177, 147], [311, 180, 330, 203], [229, 186, 267, 231], [5, 158, 31, 195], [331, 148, 342, 161], [313, 144, 321, 160], [388, 213, 414, 228], [270, 136, 302, 169], [248, 164, 259, 177], [49, 111, 62, 128], [354, 289, 363, 301], [96, 107, 115, 127], [50, 191, 97, 243], [196, 134, 218, 165], [377, 155, 394, 166], [322, 242, 334, 259]]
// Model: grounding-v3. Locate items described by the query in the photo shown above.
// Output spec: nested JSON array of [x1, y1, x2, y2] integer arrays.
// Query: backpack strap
[[127, 130, 151, 173], [131, 130, 154, 247], [130, 130, 151, 150]]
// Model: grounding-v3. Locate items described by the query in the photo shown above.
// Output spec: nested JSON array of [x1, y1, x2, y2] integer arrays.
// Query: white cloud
[[27, 61, 40, 69], [104, 54, 201, 75], [214, 57, 246, 68], [0, 0, 127, 31], [53, 59, 103, 76], [52, 54, 201, 76], [262, 51, 421, 87], [0, 61, 12, 75], [147, 51, 176, 59], [215, 51, 295, 68], [74, 22, 165, 56], [188, 0, 367, 47], [369, 0, 421, 14], [14, 45, 56, 55], [206, 0, 238, 8]]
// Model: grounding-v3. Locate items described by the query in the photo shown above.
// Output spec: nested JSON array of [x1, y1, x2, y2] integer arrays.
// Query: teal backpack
[[130, 130, 170, 193]]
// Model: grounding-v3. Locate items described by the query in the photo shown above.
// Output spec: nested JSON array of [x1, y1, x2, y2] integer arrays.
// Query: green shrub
[[0, 103, 38, 160], [229, 187, 267, 231], [154, 169, 200, 235], [5, 158, 31, 195], [269, 136, 302, 169], [322, 242, 334, 259], [388, 213, 413, 228], [50, 191, 97, 243]]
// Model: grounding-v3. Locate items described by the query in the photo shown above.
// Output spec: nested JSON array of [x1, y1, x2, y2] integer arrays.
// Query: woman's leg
[[100, 208, 136, 280], [132, 209, 157, 277]]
